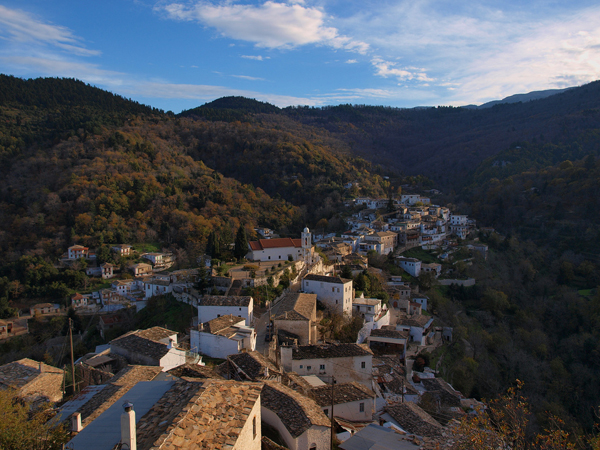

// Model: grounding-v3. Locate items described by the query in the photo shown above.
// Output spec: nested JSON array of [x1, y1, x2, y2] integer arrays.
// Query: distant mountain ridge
[[474, 87, 573, 109]]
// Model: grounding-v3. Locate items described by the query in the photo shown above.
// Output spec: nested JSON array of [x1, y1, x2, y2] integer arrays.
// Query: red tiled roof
[[249, 238, 302, 251]]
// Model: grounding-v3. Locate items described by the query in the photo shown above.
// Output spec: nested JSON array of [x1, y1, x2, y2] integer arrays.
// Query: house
[[302, 274, 353, 316], [364, 231, 397, 255], [224, 351, 280, 381], [397, 315, 435, 345], [191, 315, 256, 359], [111, 244, 132, 256], [255, 227, 274, 239], [98, 313, 125, 339], [271, 292, 318, 345], [141, 277, 172, 298], [421, 262, 442, 277], [0, 358, 64, 405], [280, 343, 373, 388], [112, 279, 135, 296], [395, 257, 422, 277], [68, 244, 89, 260], [400, 194, 420, 205], [142, 252, 163, 265], [247, 228, 313, 263], [372, 356, 419, 404], [30, 303, 60, 316], [129, 262, 153, 276], [384, 402, 444, 438], [352, 298, 383, 322], [198, 295, 254, 326], [261, 381, 330, 450], [312, 381, 375, 422], [109, 327, 186, 371], [411, 294, 429, 311], [367, 328, 410, 358], [66, 378, 263, 450], [100, 262, 114, 279]]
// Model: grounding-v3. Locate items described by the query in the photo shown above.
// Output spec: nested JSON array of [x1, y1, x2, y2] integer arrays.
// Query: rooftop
[[111, 332, 172, 361], [135, 326, 177, 342], [272, 292, 316, 321], [167, 363, 223, 380], [370, 329, 410, 340], [0, 358, 63, 390], [201, 314, 247, 337], [353, 298, 381, 306], [385, 402, 444, 438], [262, 381, 330, 438], [199, 295, 252, 307], [228, 351, 279, 380], [303, 274, 352, 285], [398, 315, 432, 328], [249, 237, 302, 251], [292, 343, 373, 360], [311, 381, 375, 407]]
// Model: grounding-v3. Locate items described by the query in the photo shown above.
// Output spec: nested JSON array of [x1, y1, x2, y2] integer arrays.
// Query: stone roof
[[421, 378, 462, 407], [167, 363, 224, 380], [262, 381, 330, 438], [398, 315, 432, 328], [304, 274, 351, 285], [228, 351, 279, 380], [201, 315, 246, 336], [135, 326, 177, 342], [292, 343, 373, 360], [370, 329, 410, 340], [110, 332, 171, 361], [77, 365, 162, 428], [311, 381, 375, 407], [385, 402, 444, 438], [136, 379, 263, 449], [272, 292, 316, 321], [353, 298, 381, 306], [0, 358, 63, 403], [199, 295, 252, 307]]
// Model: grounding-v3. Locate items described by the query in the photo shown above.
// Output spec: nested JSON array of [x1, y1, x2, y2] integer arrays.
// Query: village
[[0, 192, 491, 450]]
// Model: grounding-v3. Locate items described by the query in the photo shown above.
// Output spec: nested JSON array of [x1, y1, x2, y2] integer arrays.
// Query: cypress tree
[[234, 225, 248, 260]]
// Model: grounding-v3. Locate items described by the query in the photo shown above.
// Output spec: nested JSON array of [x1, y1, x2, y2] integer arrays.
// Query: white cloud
[[157, 1, 369, 53], [346, 59, 358, 64], [0, 5, 99, 56], [371, 57, 434, 83], [232, 74, 265, 81], [241, 55, 266, 60]]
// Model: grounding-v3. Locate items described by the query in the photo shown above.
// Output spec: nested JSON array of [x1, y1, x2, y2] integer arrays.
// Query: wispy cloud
[[371, 57, 433, 83], [241, 55, 268, 61], [0, 5, 100, 56], [157, 1, 369, 53], [346, 59, 358, 64], [232, 74, 265, 81]]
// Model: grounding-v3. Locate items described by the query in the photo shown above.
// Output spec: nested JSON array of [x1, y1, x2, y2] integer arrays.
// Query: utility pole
[[401, 378, 405, 403], [69, 318, 77, 394], [330, 375, 336, 450]]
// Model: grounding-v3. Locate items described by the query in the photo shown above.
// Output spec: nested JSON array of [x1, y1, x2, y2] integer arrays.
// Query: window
[[268, 256, 271, 260], [253, 416, 256, 439], [361, 361, 366, 369], [320, 364, 325, 370], [239, 307, 242, 311], [300, 365, 303, 369], [359, 403, 365, 412], [323, 409, 328, 417], [368, 307, 372, 311], [307, 365, 312, 371], [332, 287, 335, 292], [217, 314, 220, 317]]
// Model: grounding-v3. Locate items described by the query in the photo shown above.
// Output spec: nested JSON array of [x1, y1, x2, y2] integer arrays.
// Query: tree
[[0, 388, 68, 450], [234, 225, 249, 260]]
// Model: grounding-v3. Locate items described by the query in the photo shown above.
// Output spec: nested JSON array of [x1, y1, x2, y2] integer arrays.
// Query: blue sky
[[1, 0, 600, 112]]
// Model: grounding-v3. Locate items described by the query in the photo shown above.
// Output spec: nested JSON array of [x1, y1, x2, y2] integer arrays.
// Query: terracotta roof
[[311, 381, 375, 407], [136, 379, 263, 449], [272, 292, 316, 321], [228, 352, 279, 380], [303, 274, 352, 284], [77, 365, 162, 427], [292, 343, 373, 360], [99, 313, 122, 325], [262, 381, 330, 438], [249, 238, 302, 251], [385, 402, 444, 437], [31, 303, 55, 309], [199, 295, 252, 307]]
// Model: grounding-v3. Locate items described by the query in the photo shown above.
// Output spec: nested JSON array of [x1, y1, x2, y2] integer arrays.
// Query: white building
[[450, 214, 468, 226], [352, 298, 384, 322], [68, 245, 89, 260], [111, 244, 132, 257], [312, 381, 376, 422], [302, 274, 353, 316], [191, 315, 256, 359], [280, 343, 373, 389], [396, 257, 422, 277], [400, 194, 420, 205], [247, 228, 313, 263], [198, 295, 254, 326]]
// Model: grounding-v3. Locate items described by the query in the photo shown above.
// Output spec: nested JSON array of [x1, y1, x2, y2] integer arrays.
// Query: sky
[[1, 0, 600, 112]]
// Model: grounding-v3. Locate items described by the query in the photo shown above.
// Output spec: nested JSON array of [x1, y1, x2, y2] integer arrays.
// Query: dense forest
[[4, 74, 600, 442]]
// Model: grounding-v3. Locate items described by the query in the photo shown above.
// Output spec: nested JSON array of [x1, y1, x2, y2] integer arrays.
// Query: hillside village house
[[352, 297, 385, 322], [66, 378, 263, 450], [191, 315, 256, 359], [396, 256, 422, 277], [400, 194, 421, 205], [142, 252, 163, 265], [247, 228, 313, 262], [271, 292, 318, 345], [312, 381, 375, 422], [30, 303, 60, 316], [198, 295, 254, 326], [397, 315, 435, 345], [109, 327, 186, 371], [0, 358, 64, 405], [68, 244, 89, 260], [129, 262, 153, 276], [261, 381, 330, 450], [225, 351, 281, 381], [111, 244, 132, 256], [280, 343, 373, 389], [364, 231, 397, 255], [302, 274, 353, 316], [367, 328, 410, 358]]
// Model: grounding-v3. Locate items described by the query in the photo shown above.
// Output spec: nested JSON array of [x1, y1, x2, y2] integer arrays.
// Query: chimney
[[167, 339, 173, 350], [39, 362, 43, 373], [71, 412, 82, 433], [121, 402, 137, 450]]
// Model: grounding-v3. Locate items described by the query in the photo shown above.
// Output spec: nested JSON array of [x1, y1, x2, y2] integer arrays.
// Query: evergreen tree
[[206, 231, 221, 259], [234, 225, 249, 260]]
